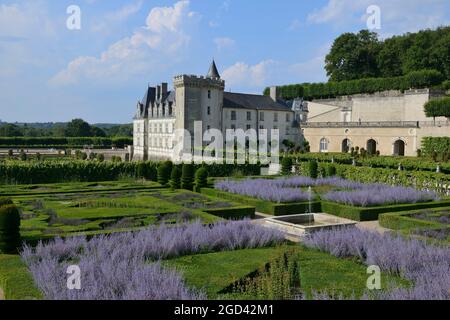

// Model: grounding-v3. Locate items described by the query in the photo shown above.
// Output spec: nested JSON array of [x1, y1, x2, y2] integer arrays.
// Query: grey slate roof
[[135, 86, 176, 119], [207, 60, 221, 79], [223, 92, 291, 111]]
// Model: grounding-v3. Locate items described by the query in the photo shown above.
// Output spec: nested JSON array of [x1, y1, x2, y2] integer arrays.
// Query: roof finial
[[207, 59, 220, 79]]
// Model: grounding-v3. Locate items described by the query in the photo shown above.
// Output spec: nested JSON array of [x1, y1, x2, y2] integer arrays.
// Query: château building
[[133, 61, 301, 161], [300, 89, 450, 156]]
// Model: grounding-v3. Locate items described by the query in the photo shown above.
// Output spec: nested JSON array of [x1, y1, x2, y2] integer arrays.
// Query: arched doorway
[[393, 140, 405, 156], [342, 139, 351, 153], [367, 139, 377, 155]]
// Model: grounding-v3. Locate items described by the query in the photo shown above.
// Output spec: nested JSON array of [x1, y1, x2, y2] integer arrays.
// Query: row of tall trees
[[0, 119, 132, 137], [325, 27, 450, 81]]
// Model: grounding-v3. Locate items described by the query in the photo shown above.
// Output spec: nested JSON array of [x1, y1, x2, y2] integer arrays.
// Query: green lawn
[[0, 254, 42, 300], [165, 245, 409, 299], [0, 180, 161, 196], [10, 187, 251, 241]]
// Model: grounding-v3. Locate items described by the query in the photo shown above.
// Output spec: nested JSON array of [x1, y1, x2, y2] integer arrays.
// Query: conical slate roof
[[207, 60, 220, 79]]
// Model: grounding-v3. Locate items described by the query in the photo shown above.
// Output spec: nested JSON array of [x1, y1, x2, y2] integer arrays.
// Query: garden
[[0, 161, 449, 301], [206, 176, 450, 221]]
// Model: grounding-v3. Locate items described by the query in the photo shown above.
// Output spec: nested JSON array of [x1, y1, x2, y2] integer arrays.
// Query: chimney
[[270, 86, 278, 101], [161, 83, 168, 99], [156, 85, 161, 100]]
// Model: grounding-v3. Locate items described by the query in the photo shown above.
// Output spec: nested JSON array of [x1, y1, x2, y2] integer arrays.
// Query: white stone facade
[[133, 62, 300, 161], [302, 89, 450, 156]]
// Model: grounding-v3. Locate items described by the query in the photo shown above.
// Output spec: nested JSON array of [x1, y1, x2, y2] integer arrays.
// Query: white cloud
[[214, 37, 235, 50], [91, 1, 143, 33], [307, 0, 450, 34], [287, 19, 302, 31], [222, 60, 276, 89], [50, 1, 199, 86], [0, 2, 54, 39]]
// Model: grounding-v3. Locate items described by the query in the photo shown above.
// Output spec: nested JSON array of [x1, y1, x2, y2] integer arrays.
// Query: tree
[[169, 167, 182, 190], [0, 204, 21, 254], [90, 126, 106, 137], [424, 97, 450, 119], [157, 161, 173, 186], [377, 37, 404, 77], [181, 164, 195, 191], [307, 161, 318, 179], [194, 167, 208, 193], [281, 157, 293, 175], [325, 30, 381, 81], [65, 119, 92, 137], [0, 124, 23, 137]]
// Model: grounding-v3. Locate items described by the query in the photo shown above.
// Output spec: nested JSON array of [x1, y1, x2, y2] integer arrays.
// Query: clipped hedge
[[291, 152, 450, 174], [424, 96, 450, 118], [204, 206, 255, 219], [200, 188, 321, 216], [0, 137, 132, 149], [264, 70, 445, 100], [421, 137, 450, 159], [321, 200, 450, 222], [0, 160, 262, 185], [317, 163, 450, 196], [379, 209, 445, 230], [0, 205, 21, 254]]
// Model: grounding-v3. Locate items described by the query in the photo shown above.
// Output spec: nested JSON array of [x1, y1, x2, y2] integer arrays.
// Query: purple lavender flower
[[21, 220, 284, 300], [303, 227, 450, 300], [215, 176, 438, 206]]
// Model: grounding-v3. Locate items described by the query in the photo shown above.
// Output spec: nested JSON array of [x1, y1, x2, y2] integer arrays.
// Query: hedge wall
[[204, 206, 255, 219], [201, 188, 321, 216], [0, 137, 133, 149], [288, 153, 450, 174], [379, 208, 446, 230], [321, 200, 450, 222], [317, 163, 450, 196], [421, 137, 450, 158], [264, 70, 444, 100], [0, 160, 262, 184]]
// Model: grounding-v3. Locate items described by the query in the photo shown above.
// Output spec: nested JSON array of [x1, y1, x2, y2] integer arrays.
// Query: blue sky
[[1, 0, 449, 123]]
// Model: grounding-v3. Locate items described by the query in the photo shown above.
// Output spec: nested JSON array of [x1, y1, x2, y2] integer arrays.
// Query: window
[[231, 124, 236, 130], [208, 90, 211, 99], [231, 111, 237, 121], [207, 106, 211, 115], [286, 127, 290, 135], [247, 112, 252, 121], [260, 112, 265, 121], [207, 125, 211, 131], [274, 112, 278, 122], [286, 113, 290, 122], [246, 124, 251, 130], [259, 125, 264, 130], [320, 138, 328, 152]]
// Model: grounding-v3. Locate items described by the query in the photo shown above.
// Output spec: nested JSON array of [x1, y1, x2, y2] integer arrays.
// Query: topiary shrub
[[308, 160, 318, 179], [281, 157, 293, 175], [0, 198, 13, 207], [326, 164, 337, 177], [181, 163, 195, 191], [169, 166, 182, 190], [194, 167, 209, 193], [157, 161, 173, 186], [0, 205, 21, 254]]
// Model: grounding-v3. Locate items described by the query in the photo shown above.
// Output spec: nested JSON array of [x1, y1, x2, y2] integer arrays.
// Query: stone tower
[[173, 60, 225, 150]]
